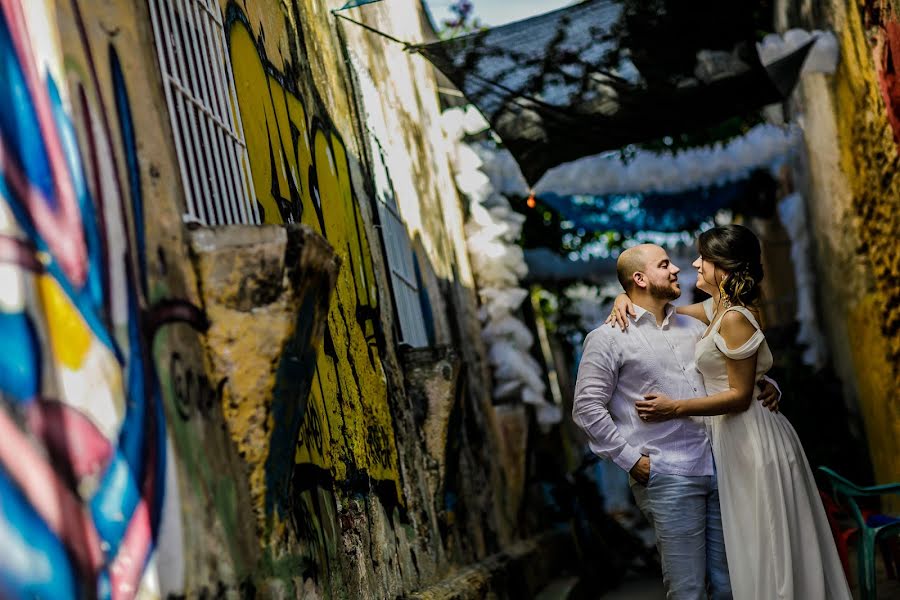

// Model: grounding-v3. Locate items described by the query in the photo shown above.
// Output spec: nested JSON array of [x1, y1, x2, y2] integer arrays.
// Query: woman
[[607, 224, 851, 599]]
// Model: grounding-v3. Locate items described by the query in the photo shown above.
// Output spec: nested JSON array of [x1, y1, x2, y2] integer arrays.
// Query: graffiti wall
[[0, 0, 192, 596], [777, 0, 900, 496], [0, 0, 534, 597], [225, 4, 402, 507]]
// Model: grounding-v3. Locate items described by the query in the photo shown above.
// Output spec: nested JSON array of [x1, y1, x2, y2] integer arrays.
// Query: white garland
[[776, 192, 828, 368], [476, 123, 803, 198], [442, 108, 562, 427], [757, 30, 840, 76]]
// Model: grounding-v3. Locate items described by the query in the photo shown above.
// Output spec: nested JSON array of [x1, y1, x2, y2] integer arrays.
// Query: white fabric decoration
[[475, 123, 803, 198], [443, 108, 562, 426], [757, 29, 840, 76], [776, 192, 827, 368], [565, 283, 622, 332]]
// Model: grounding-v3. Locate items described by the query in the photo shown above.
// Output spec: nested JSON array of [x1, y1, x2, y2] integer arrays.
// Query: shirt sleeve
[[572, 330, 643, 472]]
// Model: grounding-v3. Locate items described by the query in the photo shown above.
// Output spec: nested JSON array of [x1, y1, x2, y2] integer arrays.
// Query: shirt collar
[[631, 303, 676, 328]]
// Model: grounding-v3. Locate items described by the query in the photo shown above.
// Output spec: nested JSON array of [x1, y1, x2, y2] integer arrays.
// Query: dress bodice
[[695, 304, 772, 395]]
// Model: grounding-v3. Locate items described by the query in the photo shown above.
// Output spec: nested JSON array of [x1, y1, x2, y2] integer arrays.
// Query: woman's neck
[[708, 288, 732, 320]]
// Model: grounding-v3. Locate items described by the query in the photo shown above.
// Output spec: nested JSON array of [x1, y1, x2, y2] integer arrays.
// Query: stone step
[[534, 576, 580, 600], [403, 528, 576, 599]]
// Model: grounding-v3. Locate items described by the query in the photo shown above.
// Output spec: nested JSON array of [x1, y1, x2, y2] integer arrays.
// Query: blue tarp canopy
[[535, 172, 774, 234]]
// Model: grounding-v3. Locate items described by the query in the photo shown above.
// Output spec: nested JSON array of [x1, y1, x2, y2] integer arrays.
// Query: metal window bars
[[347, 49, 428, 347], [147, 0, 259, 225], [370, 139, 429, 348]]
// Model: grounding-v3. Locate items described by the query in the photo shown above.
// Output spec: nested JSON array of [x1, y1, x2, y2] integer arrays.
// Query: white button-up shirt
[[572, 303, 714, 476]]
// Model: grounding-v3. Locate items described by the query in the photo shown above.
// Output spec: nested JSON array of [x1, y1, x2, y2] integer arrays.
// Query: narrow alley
[[0, 1, 898, 599]]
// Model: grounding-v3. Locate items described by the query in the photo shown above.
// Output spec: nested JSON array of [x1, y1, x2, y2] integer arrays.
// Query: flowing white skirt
[[707, 398, 852, 599]]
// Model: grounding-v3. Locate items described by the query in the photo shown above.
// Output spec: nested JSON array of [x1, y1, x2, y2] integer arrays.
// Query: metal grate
[[370, 139, 429, 347], [147, 0, 259, 225], [348, 50, 429, 348]]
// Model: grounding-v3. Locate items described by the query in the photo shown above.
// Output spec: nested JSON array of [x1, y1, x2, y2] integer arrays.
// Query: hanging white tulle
[[442, 108, 562, 427], [474, 123, 803, 198], [757, 30, 840, 76], [441, 105, 491, 140], [776, 192, 828, 368], [565, 283, 623, 332]]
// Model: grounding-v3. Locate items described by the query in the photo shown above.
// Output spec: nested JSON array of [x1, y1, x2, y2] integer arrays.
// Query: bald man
[[573, 244, 744, 599]]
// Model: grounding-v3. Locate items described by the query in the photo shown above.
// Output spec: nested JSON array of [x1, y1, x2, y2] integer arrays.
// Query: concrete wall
[[777, 0, 900, 491], [0, 1, 547, 597]]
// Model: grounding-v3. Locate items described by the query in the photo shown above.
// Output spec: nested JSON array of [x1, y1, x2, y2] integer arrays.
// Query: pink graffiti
[[0, 0, 88, 287]]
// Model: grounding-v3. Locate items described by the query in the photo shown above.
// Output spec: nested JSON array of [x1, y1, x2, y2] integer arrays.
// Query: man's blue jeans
[[631, 472, 731, 600]]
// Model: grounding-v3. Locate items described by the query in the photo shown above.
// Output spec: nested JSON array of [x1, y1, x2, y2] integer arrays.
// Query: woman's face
[[691, 255, 722, 295]]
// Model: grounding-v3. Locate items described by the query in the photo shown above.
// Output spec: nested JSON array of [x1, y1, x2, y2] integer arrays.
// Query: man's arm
[[572, 331, 643, 474]]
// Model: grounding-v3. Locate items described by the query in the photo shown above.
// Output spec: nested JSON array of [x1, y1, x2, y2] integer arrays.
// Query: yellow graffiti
[[832, 3, 900, 503], [229, 18, 401, 497], [38, 274, 92, 369]]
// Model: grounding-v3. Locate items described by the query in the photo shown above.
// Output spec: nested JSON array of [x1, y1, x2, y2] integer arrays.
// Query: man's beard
[[649, 280, 681, 301]]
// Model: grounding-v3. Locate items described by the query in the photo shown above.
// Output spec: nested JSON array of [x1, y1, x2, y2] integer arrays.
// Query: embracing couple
[[572, 224, 850, 599]]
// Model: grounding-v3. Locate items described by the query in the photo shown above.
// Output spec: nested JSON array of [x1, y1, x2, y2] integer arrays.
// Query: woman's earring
[[719, 279, 732, 309]]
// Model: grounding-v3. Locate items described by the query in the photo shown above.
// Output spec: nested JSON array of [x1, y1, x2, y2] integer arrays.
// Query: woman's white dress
[[697, 302, 851, 599]]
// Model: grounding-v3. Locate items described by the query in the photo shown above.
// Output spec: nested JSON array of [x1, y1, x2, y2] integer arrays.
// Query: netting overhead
[[414, 0, 810, 186]]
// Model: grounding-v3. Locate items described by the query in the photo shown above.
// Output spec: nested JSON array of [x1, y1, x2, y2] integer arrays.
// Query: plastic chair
[[818, 488, 857, 576], [818, 466, 900, 599]]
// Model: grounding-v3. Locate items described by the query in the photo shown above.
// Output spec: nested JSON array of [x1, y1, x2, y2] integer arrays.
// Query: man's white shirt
[[572, 304, 715, 476]]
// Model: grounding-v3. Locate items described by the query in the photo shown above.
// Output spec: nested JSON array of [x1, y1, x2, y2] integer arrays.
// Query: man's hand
[[757, 379, 780, 413], [630, 455, 651, 485]]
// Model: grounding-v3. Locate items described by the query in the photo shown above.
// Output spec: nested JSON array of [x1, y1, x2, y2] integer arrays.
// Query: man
[[572, 244, 779, 600]]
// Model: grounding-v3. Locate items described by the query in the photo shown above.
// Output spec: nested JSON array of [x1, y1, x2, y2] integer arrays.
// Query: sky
[[424, 0, 573, 29]]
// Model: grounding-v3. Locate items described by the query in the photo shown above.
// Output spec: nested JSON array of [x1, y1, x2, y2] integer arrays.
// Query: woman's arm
[[675, 302, 710, 325], [606, 294, 710, 328], [636, 311, 759, 419]]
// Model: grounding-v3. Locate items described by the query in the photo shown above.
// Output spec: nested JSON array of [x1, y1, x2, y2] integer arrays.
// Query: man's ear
[[633, 272, 646, 289]]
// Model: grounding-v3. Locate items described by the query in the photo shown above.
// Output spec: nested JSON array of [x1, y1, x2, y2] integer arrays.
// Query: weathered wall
[[777, 0, 900, 489], [0, 0, 536, 598], [0, 0, 204, 596]]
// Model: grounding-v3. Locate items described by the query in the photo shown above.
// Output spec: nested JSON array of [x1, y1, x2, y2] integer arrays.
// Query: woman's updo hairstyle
[[698, 224, 764, 306]]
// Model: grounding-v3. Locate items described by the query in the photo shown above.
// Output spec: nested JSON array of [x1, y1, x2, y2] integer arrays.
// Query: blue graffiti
[[0, 6, 164, 598]]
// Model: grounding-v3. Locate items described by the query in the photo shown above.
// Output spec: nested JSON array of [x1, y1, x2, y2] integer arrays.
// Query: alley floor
[[596, 573, 664, 599], [592, 555, 900, 599]]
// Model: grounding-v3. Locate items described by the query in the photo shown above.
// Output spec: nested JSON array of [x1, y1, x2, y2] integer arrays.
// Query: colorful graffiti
[[0, 1, 193, 597], [225, 5, 402, 508]]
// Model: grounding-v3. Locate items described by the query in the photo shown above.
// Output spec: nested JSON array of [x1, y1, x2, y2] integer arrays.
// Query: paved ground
[[848, 548, 900, 600], [596, 574, 665, 599], [593, 556, 900, 600]]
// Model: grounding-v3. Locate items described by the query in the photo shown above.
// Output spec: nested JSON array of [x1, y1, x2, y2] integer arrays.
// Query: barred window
[[348, 51, 429, 348], [148, 0, 259, 225], [369, 137, 429, 347]]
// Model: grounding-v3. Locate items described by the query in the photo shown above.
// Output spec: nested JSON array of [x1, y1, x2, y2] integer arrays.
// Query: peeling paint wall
[[227, 1, 403, 516], [778, 0, 900, 492], [0, 0, 542, 598]]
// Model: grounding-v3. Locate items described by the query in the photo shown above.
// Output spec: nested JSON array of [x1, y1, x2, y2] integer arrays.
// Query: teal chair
[[818, 466, 900, 599]]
